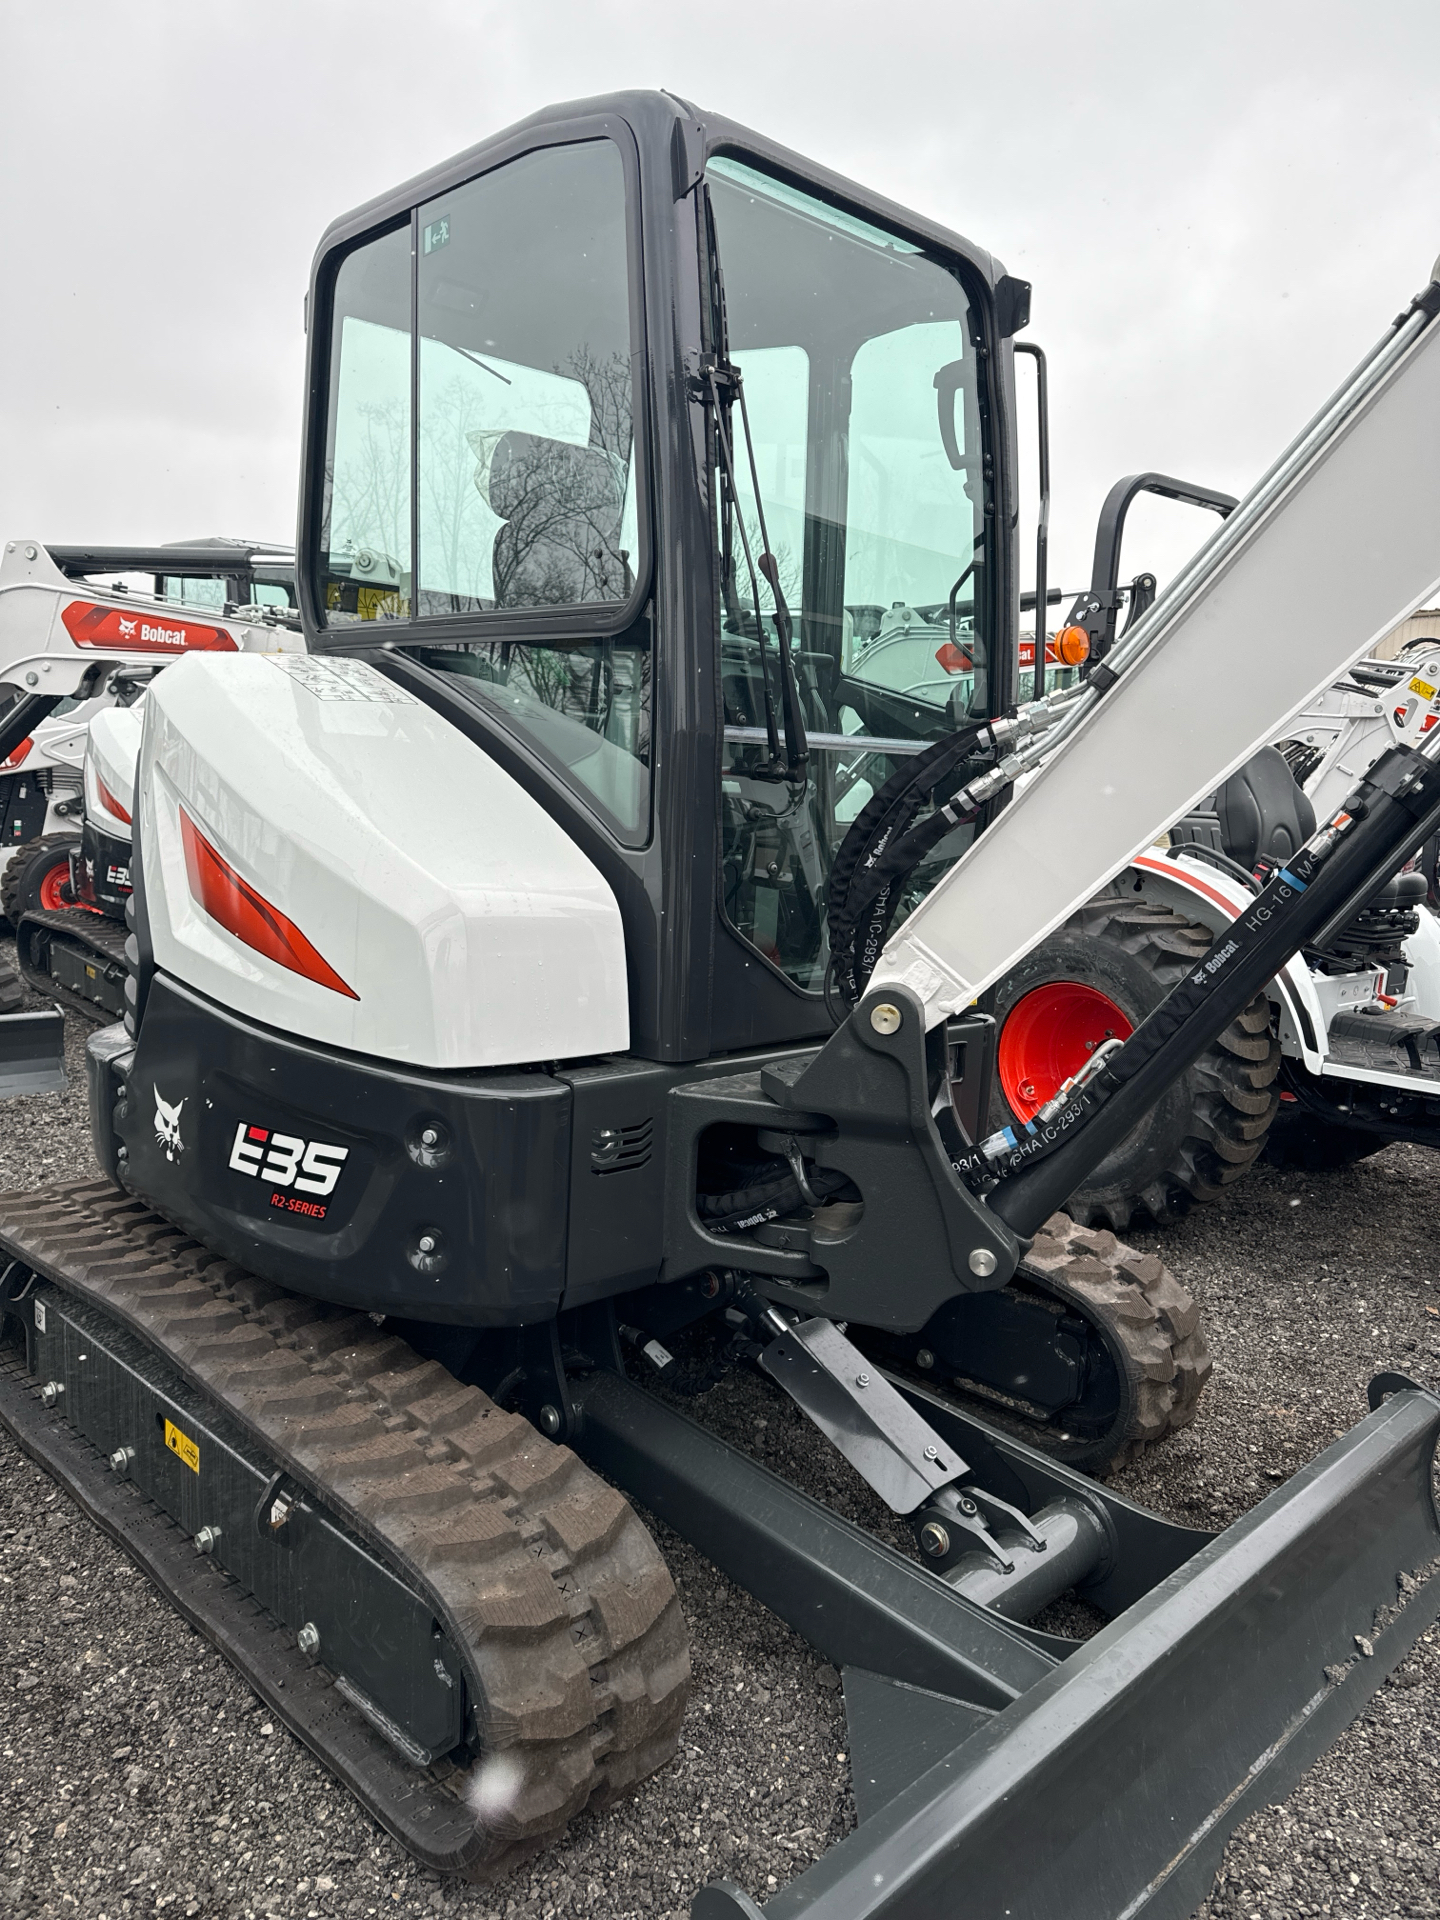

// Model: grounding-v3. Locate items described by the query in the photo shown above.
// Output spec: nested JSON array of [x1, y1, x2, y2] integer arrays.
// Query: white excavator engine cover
[[138, 653, 629, 1070], [85, 703, 143, 837]]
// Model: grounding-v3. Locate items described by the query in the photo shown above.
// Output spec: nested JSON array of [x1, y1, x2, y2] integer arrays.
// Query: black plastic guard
[[108, 972, 572, 1324], [693, 1383, 1440, 1920]]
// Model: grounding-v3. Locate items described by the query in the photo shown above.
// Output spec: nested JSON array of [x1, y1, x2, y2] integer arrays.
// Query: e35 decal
[[228, 1122, 349, 1197]]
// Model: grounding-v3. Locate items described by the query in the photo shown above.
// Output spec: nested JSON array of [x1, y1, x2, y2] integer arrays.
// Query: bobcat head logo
[[117, 617, 137, 639], [154, 1087, 186, 1162]]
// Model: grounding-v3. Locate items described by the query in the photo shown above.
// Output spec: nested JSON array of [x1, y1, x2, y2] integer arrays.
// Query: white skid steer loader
[[0, 539, 303, 1050], [5, 93, 1440, 1920]]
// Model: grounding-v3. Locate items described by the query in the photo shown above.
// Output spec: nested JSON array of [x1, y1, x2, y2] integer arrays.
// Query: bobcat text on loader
[[4, 92, 1440, 1920]]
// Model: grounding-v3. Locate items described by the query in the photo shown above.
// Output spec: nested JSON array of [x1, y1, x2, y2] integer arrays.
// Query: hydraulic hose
[[829, 694, 1086, 1004], [827, 720, 993, 1003], [987, 737, 1440, 1237]]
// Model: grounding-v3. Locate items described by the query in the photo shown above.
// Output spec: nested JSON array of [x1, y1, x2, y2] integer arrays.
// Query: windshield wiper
[[452, 344, 513, 385], [705, 353, 808, 783]]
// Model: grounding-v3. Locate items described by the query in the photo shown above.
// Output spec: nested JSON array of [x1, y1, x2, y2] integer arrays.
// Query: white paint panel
[[139, 653, 629, 1069], [86, 703, 143, 835]]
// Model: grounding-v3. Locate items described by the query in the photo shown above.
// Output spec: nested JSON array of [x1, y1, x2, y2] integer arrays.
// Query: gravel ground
[[2, 984, 1439, 1919]]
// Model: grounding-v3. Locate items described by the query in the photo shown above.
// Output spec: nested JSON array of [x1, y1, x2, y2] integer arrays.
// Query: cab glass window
[[415, 142, 636, 616], [708, 156, 988, 992], [318, 223, 414, 623], [314, 139, 649, 841], [407, 633, 650, 836]]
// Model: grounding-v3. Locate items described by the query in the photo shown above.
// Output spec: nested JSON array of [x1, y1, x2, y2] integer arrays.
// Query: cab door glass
[[415, 142, 635, 617], [707, 157, 988, 992], [845, 319, 981, 717], [318, 224, 414, 622], [722, 344, 809, 617]]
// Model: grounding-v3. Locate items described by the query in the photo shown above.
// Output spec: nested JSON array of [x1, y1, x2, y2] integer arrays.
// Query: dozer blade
[[691, 1378, 1440, 1920], [0, 1008, 66, 1095]]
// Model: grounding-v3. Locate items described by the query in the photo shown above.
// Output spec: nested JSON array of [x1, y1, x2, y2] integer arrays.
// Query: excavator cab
[[301, 96, 1022, 1049]]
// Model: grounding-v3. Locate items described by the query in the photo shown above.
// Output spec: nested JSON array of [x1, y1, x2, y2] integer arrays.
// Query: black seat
[[486, 432, 627, 607], [1215, 746, 1316, 869]]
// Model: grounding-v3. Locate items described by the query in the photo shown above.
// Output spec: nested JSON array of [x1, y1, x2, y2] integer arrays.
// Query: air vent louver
[[591, 1118, 653, 1173]]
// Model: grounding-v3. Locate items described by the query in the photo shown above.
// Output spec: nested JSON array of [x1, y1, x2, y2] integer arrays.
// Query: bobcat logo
[[117, 617, 137, 639], [154, 1087, 186, 1162]]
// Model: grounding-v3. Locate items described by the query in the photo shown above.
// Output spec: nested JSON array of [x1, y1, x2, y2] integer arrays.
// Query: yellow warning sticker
[[1408, 675, 1436, 699], [164, 1418, 200, 1474]]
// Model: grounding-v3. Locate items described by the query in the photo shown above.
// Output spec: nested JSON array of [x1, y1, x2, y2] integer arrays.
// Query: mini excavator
[[4, 93, 1440, 1920]]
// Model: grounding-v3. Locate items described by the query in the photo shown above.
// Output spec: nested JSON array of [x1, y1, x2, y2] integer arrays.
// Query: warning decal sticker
[[164, 1418, 200, 1473], [267, 655, 418, 704]]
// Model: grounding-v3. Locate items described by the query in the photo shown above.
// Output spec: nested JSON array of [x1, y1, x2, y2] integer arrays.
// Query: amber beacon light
[[1053, 624, 1092, 667]]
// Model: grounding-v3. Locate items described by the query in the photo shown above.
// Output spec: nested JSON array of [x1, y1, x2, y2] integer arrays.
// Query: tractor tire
[[0, 833, 81, 928], [0, 956, 21, 1014], [1264, 1112, 1388, 1170], [990, 890, 1281, 1231]]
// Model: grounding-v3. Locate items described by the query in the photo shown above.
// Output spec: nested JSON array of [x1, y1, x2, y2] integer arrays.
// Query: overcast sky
[[3, 0, 1438, 597]]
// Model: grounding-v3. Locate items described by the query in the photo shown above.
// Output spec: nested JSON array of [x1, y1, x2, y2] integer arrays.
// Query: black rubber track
[[0, 1181, 690, 1881], [857, 1213, 1212, 1475], [14, 905, 130, 1023], [990, 891, 1281, 1232]]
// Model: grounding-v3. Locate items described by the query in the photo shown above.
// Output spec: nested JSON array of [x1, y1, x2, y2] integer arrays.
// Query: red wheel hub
[[998, 981, 1134, 1122], [36, 860, 73, 912]]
